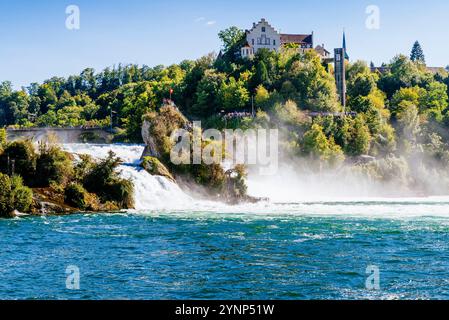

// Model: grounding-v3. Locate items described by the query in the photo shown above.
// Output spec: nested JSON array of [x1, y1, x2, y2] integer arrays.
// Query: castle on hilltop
[[240, 18, 331, 60], [239, 18, 347, 107]]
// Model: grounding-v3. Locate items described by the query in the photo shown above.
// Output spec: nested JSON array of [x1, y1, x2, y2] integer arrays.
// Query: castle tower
[[334, 48, 346, 108], [334, 32, 348, 108]]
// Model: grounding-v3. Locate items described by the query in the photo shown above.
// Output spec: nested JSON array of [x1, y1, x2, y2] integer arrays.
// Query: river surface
[[1, 144, 449, 299], [1, 201, 449, 300]]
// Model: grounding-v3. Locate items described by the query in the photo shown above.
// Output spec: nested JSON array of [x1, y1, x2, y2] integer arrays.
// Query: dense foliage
[[0, 136, 134, 214], [1, 27, 449, 193], [0, 173, 33, 217], [83, 151, 134, 209]]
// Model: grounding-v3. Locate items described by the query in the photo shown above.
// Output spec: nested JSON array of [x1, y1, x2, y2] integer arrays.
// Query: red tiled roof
[[280, 34, 313, 44]]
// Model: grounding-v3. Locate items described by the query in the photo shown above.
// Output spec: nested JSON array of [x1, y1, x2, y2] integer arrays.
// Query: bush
[[0, 173, 33, 217], [83, 151, 134, 209], [104, 179, 134, 209], [64, 183, 88, 210], [73, 154, 95, 182], [35, 143, 74, 187], [64, 182, 102, 211], [192, 163, 226, 191], [10, 175, 33, 212], [225, 164, 248, 199], [0, 140, 36, 184]]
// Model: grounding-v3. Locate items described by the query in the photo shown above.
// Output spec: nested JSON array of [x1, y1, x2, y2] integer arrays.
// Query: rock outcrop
[[141, 156, 175, 183], [141, 120, 161, 158]]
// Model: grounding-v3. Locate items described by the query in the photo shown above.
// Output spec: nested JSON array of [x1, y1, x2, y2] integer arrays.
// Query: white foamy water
[[62, 144, 192, 210], [60, 143, 449, 218]]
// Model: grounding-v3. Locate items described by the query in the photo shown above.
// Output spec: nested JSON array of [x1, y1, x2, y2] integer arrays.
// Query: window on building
[[273, 40, 276, 46], [262, 27, 266, 32], [252, 39, 255, 45]]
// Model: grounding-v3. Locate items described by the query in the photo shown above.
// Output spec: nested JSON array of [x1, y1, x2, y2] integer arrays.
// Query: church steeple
[[343, 31, 349, 60]]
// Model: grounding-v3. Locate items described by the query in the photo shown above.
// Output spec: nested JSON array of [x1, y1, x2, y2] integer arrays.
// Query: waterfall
[[62, 144, 192, 210], [55, 144, 449, 218]]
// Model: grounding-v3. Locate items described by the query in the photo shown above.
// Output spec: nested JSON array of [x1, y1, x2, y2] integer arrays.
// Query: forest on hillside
[[1, 28, 449, 172]]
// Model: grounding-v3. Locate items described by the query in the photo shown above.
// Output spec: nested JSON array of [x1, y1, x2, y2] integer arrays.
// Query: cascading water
[[62, 144, 192, 210], [60, 143, 449, 217]]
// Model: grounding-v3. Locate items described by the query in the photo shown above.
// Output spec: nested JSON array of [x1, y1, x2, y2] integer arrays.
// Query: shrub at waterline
[[35, 142, 74, 187], [83, 151, 134, 209], [64, 183, 102, 211], [0, 173, 33, 217]]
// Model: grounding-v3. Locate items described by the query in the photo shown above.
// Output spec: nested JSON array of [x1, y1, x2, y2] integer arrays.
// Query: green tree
[[0, 173, 33, 217], [218, 77, 250, 110], [217, 26, 246, 64], [347, 115, 371, 156], [254, 61, 270, 87], [191, 69, 226, 116], [0, 81, 13, 126], [347, 72, 378, 98], [396, 103, 420, 147], [288, 51, 339, 112], [302, 124, 344, 164], [390, 86, 424, 116], [419, 81, 448, 120], [410, 41, 425, 63], [35, 143, 74, 187], [378, 55, 431, 98], [347, 60, 370, 82], [83, 151, 134, 209], [254, 85, 270, 108], [0, 140, 37, 184]]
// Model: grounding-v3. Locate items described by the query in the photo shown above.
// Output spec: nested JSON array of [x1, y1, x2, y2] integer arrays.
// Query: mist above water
[[58, 143, 449, 218]]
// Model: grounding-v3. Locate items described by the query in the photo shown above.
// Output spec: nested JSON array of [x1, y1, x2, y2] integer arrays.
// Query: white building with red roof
[[241, 18, 324, 59]]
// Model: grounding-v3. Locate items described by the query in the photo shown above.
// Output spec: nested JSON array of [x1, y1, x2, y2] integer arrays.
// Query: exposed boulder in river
[[141, 156, 175, 183]]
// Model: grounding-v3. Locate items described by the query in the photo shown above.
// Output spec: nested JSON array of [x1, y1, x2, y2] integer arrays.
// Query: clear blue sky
[[1, 0, 448, 89]]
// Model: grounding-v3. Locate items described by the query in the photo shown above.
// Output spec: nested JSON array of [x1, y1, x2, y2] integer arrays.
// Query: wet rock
[[141, 156, 175, 183], [141, 120, 161, 158]]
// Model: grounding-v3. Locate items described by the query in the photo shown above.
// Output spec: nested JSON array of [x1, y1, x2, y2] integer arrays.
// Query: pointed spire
[[342, 30, 349, 60]]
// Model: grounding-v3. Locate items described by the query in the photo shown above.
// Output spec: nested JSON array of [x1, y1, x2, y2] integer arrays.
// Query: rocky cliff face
[[141, 120, 161, 159], [139, 106, 259, 205]]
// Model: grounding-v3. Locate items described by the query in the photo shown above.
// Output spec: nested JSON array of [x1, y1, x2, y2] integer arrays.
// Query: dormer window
[[262, 27, 266, 32]]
